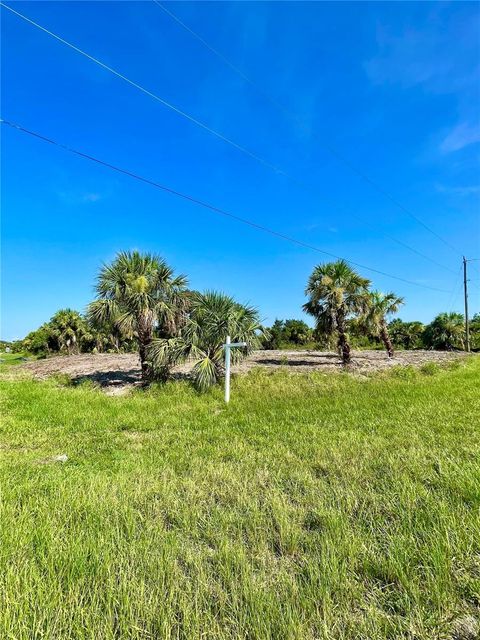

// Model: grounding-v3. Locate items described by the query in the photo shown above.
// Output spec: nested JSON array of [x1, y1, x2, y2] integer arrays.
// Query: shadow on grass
[[254, 358, 343, 367], [73, 368, 193, 388], [73, 369, 141, 387]]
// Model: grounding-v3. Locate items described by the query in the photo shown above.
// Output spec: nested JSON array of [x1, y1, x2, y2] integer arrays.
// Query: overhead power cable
[[1, 2, 456, 275], [0, 3, 289, 177], [154, 0, 462, 256], [1, 118, 452, 294]]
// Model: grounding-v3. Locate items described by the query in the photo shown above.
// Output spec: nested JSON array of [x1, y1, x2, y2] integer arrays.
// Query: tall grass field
[[0, 359, 479, 639]]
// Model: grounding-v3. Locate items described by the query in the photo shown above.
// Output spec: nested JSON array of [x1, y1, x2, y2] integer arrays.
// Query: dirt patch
[[17, 353, 142, 386], [239, 349, 470, 374], [8, 349, 472, 391]]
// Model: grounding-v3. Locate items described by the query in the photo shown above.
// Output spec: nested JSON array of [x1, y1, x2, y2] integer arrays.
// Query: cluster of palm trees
[[19, 308, 135, 357], [87, 252, 404, 386], [16, 250, 472, 390], [88, 251, 262, 388], [304, 260, 403, 363]]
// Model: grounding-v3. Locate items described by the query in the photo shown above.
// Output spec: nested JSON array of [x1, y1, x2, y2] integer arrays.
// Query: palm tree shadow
[[73, 368, 141, 387], [254, 357, 342, 367], [305, 353, 340, 359]]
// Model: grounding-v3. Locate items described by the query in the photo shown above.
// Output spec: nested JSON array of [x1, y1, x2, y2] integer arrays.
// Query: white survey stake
[[223, 335, 247, 403]]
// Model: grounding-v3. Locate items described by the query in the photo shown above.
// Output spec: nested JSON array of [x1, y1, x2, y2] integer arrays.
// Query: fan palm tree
[[86, 317, 124, 353], [423, 312, 464, 350], [149, 291, 263, 391], [88, 251, 188, 381], [49, 309, 91, 355], [363, 291, 404, 357], [303, 260, 370, 364], [389, 319, 424, 350]]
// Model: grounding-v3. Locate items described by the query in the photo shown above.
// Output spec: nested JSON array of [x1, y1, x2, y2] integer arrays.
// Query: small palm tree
[[363, 291, 404, 357], [303, 260, 370, 364], [423, 312, 465, 350], [88, 251, 188, 381], [149, 291, 263, 391]]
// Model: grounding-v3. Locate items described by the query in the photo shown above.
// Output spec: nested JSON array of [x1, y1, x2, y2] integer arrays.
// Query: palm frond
[[191, 356, 220, 392]]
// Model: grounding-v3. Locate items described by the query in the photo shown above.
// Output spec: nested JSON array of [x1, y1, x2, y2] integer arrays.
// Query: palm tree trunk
[[138, 338, 153, 381], [137, 313, 153, 381], [337, 312, 351, 364], [380, 322, 394, 358]]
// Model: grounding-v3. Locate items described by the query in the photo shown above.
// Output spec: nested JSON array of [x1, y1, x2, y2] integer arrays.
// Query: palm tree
[[423, 312, 464, 350], [363, 291, 404, 357], [49, 309, 91, 355], [303, 260, 370, 364], [88, 251, 188, 381], [389, 319, 424, 350], [149, 291, 263, 391], [87, 317, 123, 353]]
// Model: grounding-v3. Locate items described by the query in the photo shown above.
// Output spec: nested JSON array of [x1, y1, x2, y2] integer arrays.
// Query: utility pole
[[463, 256, 470, 352]]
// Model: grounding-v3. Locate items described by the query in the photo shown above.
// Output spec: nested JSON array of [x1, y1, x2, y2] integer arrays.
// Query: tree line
[[6, 252, 478, 388], [261, 314, 478, 353]]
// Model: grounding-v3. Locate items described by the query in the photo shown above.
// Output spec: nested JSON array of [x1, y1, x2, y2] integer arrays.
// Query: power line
[[1, 118, 452, 294], [0, 3, 285, 176], [154, 0, 463, 256], [153, 0, 257, 88], [1, 1, 456, 275]]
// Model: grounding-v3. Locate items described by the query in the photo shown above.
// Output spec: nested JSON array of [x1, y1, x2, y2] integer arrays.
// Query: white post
[[223, 336, 247, 403], [224, 335, 231, 403]]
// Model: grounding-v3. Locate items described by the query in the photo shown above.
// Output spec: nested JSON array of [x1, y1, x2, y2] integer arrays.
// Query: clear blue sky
[[2, 1, 479, 341]]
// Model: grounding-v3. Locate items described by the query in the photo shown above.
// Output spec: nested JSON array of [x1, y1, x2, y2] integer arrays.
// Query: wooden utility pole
[[463, 257, 470, 352]]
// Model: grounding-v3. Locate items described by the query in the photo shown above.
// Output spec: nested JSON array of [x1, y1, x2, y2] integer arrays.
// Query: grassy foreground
[[0, 360, 479, 639]]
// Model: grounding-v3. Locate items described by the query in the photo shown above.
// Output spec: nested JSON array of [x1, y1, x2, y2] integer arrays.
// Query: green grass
[[0, 352, 33, 367], [0, 359, 479, 639]]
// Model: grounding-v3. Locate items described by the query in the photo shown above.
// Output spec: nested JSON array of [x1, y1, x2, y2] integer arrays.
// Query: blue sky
[[2, 1, 479, 341]]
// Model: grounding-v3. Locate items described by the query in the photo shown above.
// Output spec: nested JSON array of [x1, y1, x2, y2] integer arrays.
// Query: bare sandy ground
[[9, 349, 470, 392]]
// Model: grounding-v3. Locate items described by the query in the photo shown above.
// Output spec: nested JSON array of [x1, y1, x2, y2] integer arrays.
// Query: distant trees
[[86, 314, 127, 354], [282, 319, 313, 345], [88, 251, 188, 381], [303, 260, 371, 363], [471, 314, 480, 351], [422, 312, 465, 351], [261, 319, 313, 349], [388, 319, 424, 350], [21, 324, 54, 356], [18, 310, 91, 356], [48, 309, 92, 355], [14, 309, 134, 358]]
